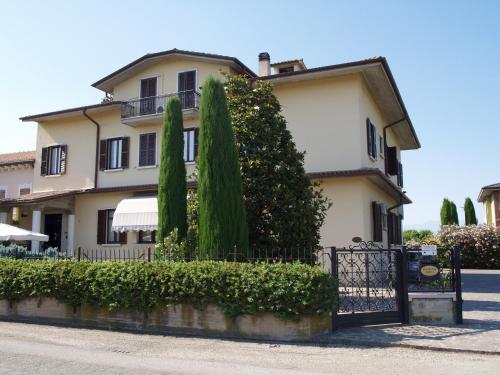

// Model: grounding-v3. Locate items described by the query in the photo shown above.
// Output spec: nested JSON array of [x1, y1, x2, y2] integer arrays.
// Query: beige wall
[[0, 167, 33, 198], [34, 115, 97, 192], [273, 73, 403, 181], [112, 59, 232, 101], [74, 191, 154, 251], [317, 176, 399, 248]]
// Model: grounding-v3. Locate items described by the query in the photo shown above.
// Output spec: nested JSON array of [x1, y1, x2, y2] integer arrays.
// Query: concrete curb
[[316, 336, 500, 356]]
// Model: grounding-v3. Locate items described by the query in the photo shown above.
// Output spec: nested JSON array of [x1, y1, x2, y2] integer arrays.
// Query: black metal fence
[[121, 90, 200, 119]]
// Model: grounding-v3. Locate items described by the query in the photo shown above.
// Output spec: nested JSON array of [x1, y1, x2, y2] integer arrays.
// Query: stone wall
[[409, 293, 457, 324], [0, 298, 331, 341]]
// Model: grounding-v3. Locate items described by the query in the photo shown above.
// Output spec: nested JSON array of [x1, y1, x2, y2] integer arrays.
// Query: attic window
[[278, 66, 294, 74]]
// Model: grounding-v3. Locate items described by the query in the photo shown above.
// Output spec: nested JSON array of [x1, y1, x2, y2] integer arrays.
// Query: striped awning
[[111, 196, 157, 232]]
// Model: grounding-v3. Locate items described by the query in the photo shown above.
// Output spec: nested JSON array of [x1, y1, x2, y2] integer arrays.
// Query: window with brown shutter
[[41, 145, 67, 176], [366, 118, 377, 160], [100, 137, 129, 170], [97, 209, 125, 244], [139, 133, 156, 167]]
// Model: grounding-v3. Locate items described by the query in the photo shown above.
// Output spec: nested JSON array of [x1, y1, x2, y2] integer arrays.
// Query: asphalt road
[[0, 322, 499, 375], [461, 269, 500, 326]]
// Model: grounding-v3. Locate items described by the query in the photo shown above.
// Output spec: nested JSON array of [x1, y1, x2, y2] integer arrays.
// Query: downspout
[[383, 117, 406, 175], [82, 109, 100, 189]]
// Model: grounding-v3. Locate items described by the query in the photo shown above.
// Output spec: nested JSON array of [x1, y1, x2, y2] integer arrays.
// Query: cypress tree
[[197, 76, 248, 259], [450, 201, 459, 225], [440, 198, 452, 226], [157, 96, 187, 243], [464, 197, 478, 225]]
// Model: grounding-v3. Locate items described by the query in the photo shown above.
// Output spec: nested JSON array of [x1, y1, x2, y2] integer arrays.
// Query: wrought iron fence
[[121, 90, 200, 119]]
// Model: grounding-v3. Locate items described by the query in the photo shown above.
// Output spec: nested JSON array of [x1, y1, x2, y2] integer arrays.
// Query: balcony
[[120, 90, 200, 126]]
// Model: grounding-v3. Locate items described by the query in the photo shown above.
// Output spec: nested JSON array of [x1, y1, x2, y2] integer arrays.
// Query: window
[[97, 209, 126, 244], [0, 188, 6, 199], [183, 128, 199, 162], [366, 119, 377, 160], [379, 135, 384, 158], [138, 230, 156, 243], [99, 137, 129, 170], [397, 162, 404, 188], [140, 77, 158, 115], [178, 70, 196, 108], [19, 185, 31, 196], [387, 146, 399, 175], [278, 66, 294, 74], [388, 212, 402, 245], [41, 145, 67, 176], [139, 133, 156, 167]]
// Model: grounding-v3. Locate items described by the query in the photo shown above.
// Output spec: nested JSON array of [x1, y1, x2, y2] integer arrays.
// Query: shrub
[[436, 225, 500, 269], [0, 259, 336, 319]]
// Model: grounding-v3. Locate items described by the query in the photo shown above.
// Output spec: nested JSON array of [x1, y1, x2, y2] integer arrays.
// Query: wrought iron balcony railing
[[121, 90, 200, 119]]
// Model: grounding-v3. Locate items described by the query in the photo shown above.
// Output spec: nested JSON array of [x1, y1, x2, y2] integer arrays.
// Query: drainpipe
[[383, 117, 406, 175], [82, 109, 100, 189]]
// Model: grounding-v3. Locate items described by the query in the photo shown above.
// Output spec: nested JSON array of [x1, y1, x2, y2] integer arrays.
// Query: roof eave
[[20, 102, 122, 123]]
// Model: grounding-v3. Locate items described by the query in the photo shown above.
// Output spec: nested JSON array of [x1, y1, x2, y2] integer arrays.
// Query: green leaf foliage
[[198, 77, 249, 258], [157, 96, 187, 243], [224, 74, 331, 256], [440, 198, 458, 225], [0, 259, 337, 319], [464, 197, 478, 225], [403, 229, 433, 243]]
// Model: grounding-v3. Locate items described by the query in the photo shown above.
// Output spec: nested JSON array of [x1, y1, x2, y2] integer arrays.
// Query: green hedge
[[0, 259, 336, 319]]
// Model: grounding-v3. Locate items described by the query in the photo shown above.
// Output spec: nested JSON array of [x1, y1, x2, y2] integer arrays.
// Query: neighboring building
[[478, 183, 500, 230], [0, 48, 420, 252], [0, 151, 35, 228]]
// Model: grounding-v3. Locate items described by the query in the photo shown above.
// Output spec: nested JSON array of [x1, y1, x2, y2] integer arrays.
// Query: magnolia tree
[[436, 225, 500, 269]]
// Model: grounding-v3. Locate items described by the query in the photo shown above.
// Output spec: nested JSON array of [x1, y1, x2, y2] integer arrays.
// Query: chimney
[[258, 52, 271, 76]]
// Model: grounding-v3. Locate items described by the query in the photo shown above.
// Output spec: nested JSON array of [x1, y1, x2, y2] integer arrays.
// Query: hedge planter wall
[[0, 260, 336, 340]]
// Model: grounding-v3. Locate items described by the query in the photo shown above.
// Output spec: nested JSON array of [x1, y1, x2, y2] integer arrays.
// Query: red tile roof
[[0, 151, 35, 167]]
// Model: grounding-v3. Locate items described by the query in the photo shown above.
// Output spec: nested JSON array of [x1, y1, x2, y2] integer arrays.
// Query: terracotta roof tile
[[0, 151, 35, 166]]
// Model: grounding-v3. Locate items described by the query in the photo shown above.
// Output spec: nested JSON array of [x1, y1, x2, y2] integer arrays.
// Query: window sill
[[103, 168, 124, 173], [185, 161, 196, 165], [44, 174, 62, 178], [369, 155, 378, 162], [101, 244, 122, 247], [136, 165, 158, 170]]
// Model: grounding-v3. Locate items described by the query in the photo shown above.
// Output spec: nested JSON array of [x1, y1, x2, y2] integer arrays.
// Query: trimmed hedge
[[0, 259, 336, 319]]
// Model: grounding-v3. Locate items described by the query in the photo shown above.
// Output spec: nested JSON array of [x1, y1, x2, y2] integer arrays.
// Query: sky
[[0, 0, 499, 231]]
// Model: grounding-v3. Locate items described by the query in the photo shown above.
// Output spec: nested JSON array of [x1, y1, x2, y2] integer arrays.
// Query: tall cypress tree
[[450, 201, 459, 225], [440, 198, 452, 225], [157, 96, 187, 243], [464, 197, 478, 225], [197, 77, 248, 259]]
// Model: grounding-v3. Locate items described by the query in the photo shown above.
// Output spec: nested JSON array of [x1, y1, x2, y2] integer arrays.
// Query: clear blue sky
[[1, 0, 499, 230]]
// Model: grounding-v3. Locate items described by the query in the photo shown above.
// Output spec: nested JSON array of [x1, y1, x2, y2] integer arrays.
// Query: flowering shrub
[[436, 225, 500, 269]]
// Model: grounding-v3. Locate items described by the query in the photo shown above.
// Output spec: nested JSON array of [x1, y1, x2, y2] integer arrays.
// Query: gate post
[[399, 248, 410, 324], [330, 247, 338, 332], [453, 246, 463, 324]]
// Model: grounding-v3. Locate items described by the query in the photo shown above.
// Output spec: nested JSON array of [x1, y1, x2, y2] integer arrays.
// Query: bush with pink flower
[[436, 225, 500, 269]]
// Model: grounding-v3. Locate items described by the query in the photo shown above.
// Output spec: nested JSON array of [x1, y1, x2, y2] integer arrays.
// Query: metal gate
[[331, 242, 409, 329]]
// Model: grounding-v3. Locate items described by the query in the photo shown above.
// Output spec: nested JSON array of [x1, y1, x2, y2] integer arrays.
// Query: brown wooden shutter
[[121, 137, 129, 169], [387, 213, 394, 244], [99, 140, 107, 170], [148, 133, 156, 165], [194, 128, 199, 159], [366, 119, 372, 157], [97, 209, 107, 244], [139, 134, 146, 167], [398, 162, 403, 187], [119, 231, 127, 244], [387, 147, 398, 175], [59, 145, 67, 175], [372, 202, 382, 242], [40, 147, 48, 176]]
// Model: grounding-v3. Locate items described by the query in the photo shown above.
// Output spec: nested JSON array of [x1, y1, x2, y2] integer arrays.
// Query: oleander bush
[[0, 259, 336, 319], [436, 225, 500, 269]]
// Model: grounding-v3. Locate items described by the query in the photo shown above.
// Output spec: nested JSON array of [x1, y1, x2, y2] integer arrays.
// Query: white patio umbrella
[[0, 223, 49, 242]]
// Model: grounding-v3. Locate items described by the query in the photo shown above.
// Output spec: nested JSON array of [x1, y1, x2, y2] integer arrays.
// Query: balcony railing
[[121, 90, 200, 120]]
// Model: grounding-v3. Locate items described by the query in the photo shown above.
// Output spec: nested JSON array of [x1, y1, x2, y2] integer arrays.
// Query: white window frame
[[107, 138, 123, 170], [105, 209, 120, 244], [45, 144, 63, 176], [183, 128, 197, 163], [137, 131, 158, 168], [18, 183, 32, 197]]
